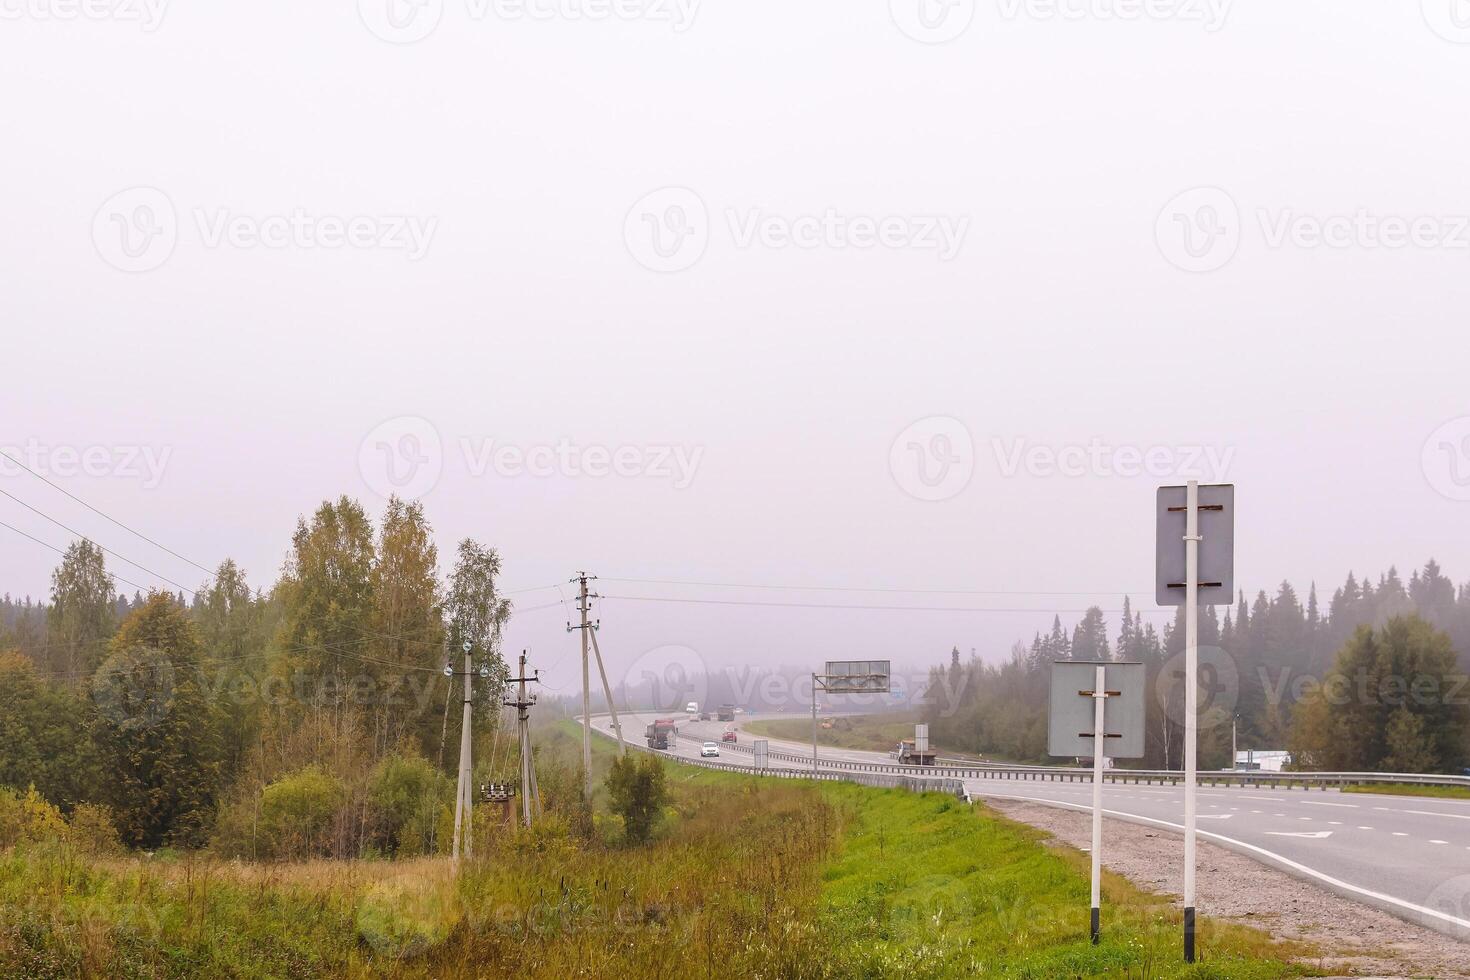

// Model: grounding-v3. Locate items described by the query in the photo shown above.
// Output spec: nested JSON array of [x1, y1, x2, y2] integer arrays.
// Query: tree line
[[921, 560, 1470, 773], [0, 495, 533, 858]]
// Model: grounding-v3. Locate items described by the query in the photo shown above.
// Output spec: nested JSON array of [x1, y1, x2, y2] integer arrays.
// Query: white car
[[700, 742, 720, 757]]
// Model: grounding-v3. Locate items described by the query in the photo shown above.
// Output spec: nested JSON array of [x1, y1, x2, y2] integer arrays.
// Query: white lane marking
[[969, 792, 1470, 934], [1266, 831, 1334, 839], [1430, 840, 1449, 845], [1303, 801, 1358, 809], [1198, 814, 1234, 820], [1328, 821, 1343, 826], [1392, 832, 1409, 837], [1395, 809, 1470, 821], [1298, 817, 1313, 821], [1357, 826, 1373, 830]]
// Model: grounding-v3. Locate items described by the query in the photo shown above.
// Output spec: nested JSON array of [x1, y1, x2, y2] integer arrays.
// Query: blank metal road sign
[[1156, 483, 1234, 607], [1047, 661, 1145, 759]]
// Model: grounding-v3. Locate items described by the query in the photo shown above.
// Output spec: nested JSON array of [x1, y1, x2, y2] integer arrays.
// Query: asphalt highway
[[591, 711, 1470, 940]]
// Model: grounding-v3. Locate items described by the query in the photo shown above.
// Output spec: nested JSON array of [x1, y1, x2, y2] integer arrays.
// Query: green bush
[[368, 754, 449, 857], [0, 786, 67, 849], [258, 767, 347, 860], [604, 753, 670, 845]]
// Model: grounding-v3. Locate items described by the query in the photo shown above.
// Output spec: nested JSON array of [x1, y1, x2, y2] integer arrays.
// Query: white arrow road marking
[[963, 792, 1470, 935], [1265, 831, 1334, 839]]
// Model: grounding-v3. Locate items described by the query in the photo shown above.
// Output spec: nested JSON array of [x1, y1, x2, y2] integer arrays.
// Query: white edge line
[[976, 792, 1470, 935]]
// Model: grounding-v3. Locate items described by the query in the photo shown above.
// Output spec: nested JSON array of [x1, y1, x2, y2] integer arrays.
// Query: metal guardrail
[[662, 729, 1470, 792], [608, 730, 966, 798]]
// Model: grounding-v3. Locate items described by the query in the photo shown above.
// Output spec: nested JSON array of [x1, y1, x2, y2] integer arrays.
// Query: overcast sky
[[3, 0, 1469, 699]]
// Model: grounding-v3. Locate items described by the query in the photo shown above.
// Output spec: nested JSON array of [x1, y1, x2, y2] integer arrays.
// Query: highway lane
[[591, 711, 1470, 940]]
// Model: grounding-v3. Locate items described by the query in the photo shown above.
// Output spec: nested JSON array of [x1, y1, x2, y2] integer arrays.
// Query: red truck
[[645, 718, 679, 750]]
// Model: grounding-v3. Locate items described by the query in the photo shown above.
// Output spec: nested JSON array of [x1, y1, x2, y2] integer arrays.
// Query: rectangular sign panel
[[753, 739, 769, 771], [1047, 661, 1146, 759], [822, 660, 891, 693], [1156, 484, 1234, 607]]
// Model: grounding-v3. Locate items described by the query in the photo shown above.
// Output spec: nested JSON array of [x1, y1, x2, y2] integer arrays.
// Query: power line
[[1, 489, 196, 595], [601, 576, 1154, 597], [0, 449, 216, 577], [599, 594, 1168, 615]]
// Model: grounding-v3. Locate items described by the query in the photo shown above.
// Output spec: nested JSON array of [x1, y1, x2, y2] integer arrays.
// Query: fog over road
[[591, 712, 1470, 942]]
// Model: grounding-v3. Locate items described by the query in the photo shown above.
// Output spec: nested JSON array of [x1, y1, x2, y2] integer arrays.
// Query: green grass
[[1342, 783, 1470, 800], [0, 721, 1320, 978], [745, 712, 925, 755]]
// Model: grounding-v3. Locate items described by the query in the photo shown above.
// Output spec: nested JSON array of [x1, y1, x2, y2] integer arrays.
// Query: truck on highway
[[894, 739, 937, 766], [645, 718, 679, 750], [716, 704, 736, 722]]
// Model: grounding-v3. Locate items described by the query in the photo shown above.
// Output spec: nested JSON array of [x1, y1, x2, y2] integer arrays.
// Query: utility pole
[[504, 651, 542, 827], [570, 572, 595, 800], [450, 640, 474, 869], [588, 626, 625, 757], [446, 641, 494, 870]]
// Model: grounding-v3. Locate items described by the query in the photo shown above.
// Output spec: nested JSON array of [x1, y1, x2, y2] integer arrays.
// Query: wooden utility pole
[[504, 650, 542, 827], [451, 640, 475, 869]]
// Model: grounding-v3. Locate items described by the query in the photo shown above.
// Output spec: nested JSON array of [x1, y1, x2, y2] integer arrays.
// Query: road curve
[[589, 711, 1470, 942]]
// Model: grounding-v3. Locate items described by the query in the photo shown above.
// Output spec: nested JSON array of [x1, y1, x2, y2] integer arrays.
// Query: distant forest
[[922, 560, 1470, 773]]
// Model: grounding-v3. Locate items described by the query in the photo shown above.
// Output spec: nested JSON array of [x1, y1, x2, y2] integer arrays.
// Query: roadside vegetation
[[1342, 783, 1470, 800], [0, 721, 1320, 978]]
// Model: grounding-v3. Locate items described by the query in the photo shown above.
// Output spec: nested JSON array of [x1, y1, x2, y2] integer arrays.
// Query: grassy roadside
[[0, 721, 1318, 978], [746, 712, 926, 755], [1342, 783, 1470, 800]]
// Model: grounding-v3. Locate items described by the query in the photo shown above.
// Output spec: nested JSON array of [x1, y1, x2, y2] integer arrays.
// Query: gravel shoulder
[[985, 798, 1470, 979]]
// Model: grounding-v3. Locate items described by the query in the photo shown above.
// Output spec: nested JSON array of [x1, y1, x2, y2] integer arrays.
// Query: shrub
[[604, 754, 670, 845], [66, 803, 124, 855], [258, 767, 347, 860], [0, 786, 67, 849], [368, 754, 449, 857]]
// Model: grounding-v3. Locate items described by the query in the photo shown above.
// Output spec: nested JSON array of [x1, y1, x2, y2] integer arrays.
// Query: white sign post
[[1048, 660, 1144, 946], [1157, 481, 1234, 964]]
